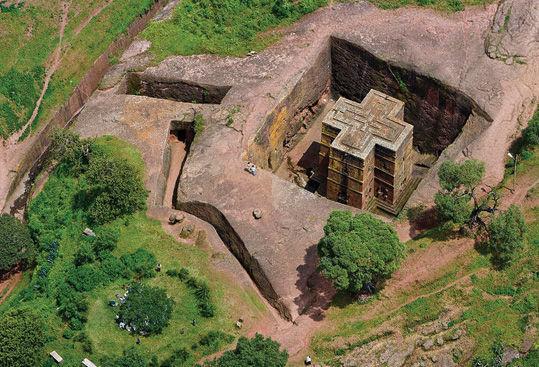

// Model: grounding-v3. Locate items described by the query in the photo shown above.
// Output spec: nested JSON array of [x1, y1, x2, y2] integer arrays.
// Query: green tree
[[86, 152, 147, 224], [522, 108, 539, 147], [317, 211, 405, 293], [0, 307, 45, 367], [118, 283, 174, 335], [203, 333, 288, 367], [488, 204, 527, 263], [49, 128, 95, 173], [434, 159, 500, 227], [0, 213, 33, 272]]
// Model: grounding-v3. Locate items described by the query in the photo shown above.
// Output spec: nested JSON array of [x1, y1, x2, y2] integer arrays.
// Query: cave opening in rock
[[125, 72, 232, 104], [164, 121, 195, 208]]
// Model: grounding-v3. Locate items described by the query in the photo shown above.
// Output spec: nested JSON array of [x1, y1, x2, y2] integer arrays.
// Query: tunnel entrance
[[164, 121, 195, 208], [125, 72, 232, 104]]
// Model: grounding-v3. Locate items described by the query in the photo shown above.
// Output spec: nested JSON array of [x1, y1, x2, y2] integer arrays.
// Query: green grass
[[311, 215, 539, 364], [367, 0, 494, 12], [141, 0, 329, 61], [0, 136, 264, 365], [0, 0, 155, 139]]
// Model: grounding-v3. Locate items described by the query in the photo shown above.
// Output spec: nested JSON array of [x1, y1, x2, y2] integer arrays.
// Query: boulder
[[437, 338, 444, 346], [180, 224, 195, 238], [452, 329, 462, 340], [169, 213, 185, 224], [520, 339, 533, 354], [422, 339, 434, 351], [503, 347, 520, 365], [253, 208, 263, 219], [438, 354, 457, 367]]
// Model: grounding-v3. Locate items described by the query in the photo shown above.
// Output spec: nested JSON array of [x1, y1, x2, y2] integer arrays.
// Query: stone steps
[[374, 177, 422, 216]]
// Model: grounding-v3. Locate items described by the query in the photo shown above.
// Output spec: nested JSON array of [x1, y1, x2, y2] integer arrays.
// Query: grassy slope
[[141, 0, 329, 60], [0, 0, 155, 139], [0, 136, 265, 365], [311, 149, 539, 365]]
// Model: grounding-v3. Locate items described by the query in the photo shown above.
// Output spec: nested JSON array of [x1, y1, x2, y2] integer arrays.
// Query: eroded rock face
[[486, 0, 539, 64], [331, 37, 490, 156]]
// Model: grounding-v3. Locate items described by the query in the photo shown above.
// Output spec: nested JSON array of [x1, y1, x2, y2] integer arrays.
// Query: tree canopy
[[434, 159, 500, 226], [0, 213, 33, 272], [0, 307, 45, 367], [488, 204, 527, 263], [117, 283, 174, 335], [87, 151, 147, 224], [317, 211, 405, 293], [203, 333, 288, 367]]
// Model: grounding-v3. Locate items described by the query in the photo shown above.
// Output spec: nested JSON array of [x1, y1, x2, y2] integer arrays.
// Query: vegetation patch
[[367, 0, 494, 12], [0, 134, 262, 365], [0, 0, 156, 139], [142, 0, 329, 60]]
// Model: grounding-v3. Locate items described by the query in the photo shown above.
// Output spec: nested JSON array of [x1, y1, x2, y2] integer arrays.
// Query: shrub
[[166, 269, 179, 277], [187, 277, 216, 318], [178, 267, 190, 280], [0, 307, 45, 367], [120, 248, 157, 279], [74, 241, 95, 266], [488, 205, 527, 263], [69, 318, 84, 331], [93, 226, 121, 254], [198, 331, 234, 355], [67, 264, 102, 292], [62, 329, 74, 339], [56, 284, 89, 323], [203, 333, 288, 367], [74, 332, 93, 353], [100, 253, 126, 282], [0, 213, 33, 271], [160, 348, 193, 367], [100, 346, 154, 367], [86, 152, 148, 224], [117, 283, 174, 335]]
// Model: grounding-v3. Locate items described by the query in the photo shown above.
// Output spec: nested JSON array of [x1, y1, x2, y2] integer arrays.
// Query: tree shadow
[[293, 244, 336, 322], [406, 205, 441, 240]]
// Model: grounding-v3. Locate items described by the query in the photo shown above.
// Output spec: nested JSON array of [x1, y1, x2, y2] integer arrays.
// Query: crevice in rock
[[126, 72, 231, 104], [163, 120, 195, 208], [175, 200, 292, 321]]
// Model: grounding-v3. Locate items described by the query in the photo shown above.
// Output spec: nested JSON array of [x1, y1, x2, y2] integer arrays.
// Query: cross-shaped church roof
[[324, 90, 413, 159]]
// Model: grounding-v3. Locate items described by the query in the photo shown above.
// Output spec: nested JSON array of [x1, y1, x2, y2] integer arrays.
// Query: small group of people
[[246, 162, 256, 176]]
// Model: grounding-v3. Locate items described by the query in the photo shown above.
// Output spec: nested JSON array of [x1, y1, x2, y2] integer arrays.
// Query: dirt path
[[0, 268, 22, 305], [9, 1, 71, 144], [74, 0, 112, 36]]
